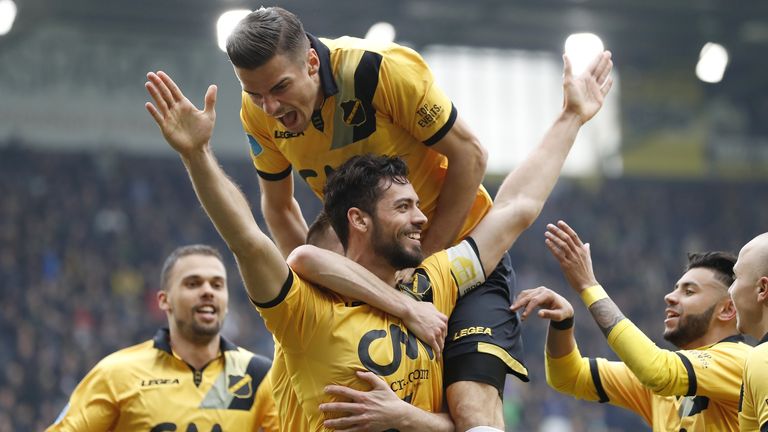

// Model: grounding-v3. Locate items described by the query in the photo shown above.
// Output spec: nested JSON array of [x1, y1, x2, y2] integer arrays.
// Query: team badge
[[340, 99, 366, 126], [227, 374, 253, 399]]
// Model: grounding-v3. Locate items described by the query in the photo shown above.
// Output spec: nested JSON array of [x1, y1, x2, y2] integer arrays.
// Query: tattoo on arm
[[588, 298, 625, 337]]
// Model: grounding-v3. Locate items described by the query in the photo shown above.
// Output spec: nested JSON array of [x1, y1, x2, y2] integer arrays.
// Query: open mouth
[[195, 305, 217, 321], [276, 111, 299, 130]]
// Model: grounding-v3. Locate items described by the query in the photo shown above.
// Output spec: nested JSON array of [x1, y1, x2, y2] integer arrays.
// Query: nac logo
[[358, 324, 434, 376]]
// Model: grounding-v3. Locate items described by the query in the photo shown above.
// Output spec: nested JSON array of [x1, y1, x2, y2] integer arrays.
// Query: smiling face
[[663, 267, 728, 349], [158, 254, 228, 345], [235, 50, 321, 133], [369, 181, 427, 269]]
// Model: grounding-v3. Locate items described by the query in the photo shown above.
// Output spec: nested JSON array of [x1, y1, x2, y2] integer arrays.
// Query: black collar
[[717, 334, 746, 344], [307, 33, 338, 98], [152, 328, 237, 355], [759, 331, 768, 346]]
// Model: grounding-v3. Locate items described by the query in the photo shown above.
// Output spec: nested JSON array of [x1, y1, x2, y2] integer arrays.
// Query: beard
[[175, 313, 222, 344], [371, 220, 423, 269], [663, 303, 717, 348]]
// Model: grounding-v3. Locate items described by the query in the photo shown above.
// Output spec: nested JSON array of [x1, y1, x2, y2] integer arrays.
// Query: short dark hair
[[323, 154, 410, 250], [306, 212, 332, 246], [686, 251, 737, 288], [226, 6, 310, 69], [160, 245, 224, 291]]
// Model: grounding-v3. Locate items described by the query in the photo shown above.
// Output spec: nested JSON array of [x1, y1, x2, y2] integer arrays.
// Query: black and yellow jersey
[[241, 34, 492, 244], [546, 330, 749, 432], [253, 240, 486, 431], [270, 341, 311, 431], [47, 328, 278, 432], [739, 334, 768, 432]]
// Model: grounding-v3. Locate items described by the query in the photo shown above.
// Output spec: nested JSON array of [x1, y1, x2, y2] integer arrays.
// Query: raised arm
[[545, 220, 697, 396], [287, 245, 448, 356], [259, 175, 309, 258], [469, 52, 613, 275], [144, 71, 287, 304], [420, 116, 487, 256]]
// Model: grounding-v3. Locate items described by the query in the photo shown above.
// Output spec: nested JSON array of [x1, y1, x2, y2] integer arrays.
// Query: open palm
[[562, 51, 613, 124], [145, 71, 217, 155]]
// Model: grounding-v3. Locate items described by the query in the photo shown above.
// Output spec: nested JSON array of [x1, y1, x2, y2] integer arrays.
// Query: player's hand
[[144, 71, 217, 157], [395, 267, 416, 285], [511, 286, 574, 322], [401, 298, 448, 359], [320, 371, 410, 431], [562, 51, 613, 124], [544, 220, 599, 293]]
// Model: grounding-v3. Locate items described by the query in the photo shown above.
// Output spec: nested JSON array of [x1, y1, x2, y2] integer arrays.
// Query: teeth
[[198, 306, 215, 313], [406, 233, 421, 240]]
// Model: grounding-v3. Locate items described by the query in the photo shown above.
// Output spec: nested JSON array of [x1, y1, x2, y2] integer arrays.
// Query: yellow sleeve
[[377, 44, 456, 145], [253, 368, 280, 432], [545, 347, 654, 425], [45, 362, 119, 431], [416, 250, 459, 316], [254, 269, 325, 352], [741, 345, 768, 432], [606, 319, 692, 396], [240, 92, 292, 179]]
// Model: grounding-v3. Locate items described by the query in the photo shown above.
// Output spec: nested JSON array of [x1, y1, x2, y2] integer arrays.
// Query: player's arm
[[287, 244, 448, 356], [420, 116, 487, 256], [46, 364, 118, 431], [545, 220, 696, 396], [468, 52, 613, 276], [512, 286, 654, 422], [320, 371, 454, 432], [145, 72, 288, 303], [258, 175, 309, 259]]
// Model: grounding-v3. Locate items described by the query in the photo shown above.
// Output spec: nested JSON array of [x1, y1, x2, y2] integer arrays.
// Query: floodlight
[[365, 22, 396, 43], [0, 0, 17, 36], [564, 33, 604, 75], [217, 9, 252, 52], [696, 42, 729, 83]]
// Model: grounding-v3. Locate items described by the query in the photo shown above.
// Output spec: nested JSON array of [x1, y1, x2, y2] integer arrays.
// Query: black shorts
[[443, 251, 528, 393]]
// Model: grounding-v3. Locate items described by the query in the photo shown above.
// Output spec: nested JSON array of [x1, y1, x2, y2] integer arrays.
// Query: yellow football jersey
[[547, 334, 750, 432], [270, 340, 311, 431], [47, 329, 278, 432], [255, 246, 484, 431], [738, 336, 768, 432], [241, 34, 492, 244]]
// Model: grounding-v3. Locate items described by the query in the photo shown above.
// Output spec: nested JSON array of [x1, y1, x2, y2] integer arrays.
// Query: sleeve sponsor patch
[[446, 240, 486, 297], [246, 134, 263, 157]]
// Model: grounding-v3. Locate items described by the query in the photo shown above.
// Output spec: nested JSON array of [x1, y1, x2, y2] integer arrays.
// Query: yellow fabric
[[46, 335, 278, 432], [546, 329, 749, 431], [739, 341, 768, 432], [256, 250, 459, 431], [241, 36, 491, 244], [580, 284, 608, 308], [271, 341, 311, 431]]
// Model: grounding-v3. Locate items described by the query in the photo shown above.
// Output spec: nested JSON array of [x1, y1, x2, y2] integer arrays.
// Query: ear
[[347, 207, 370, 234], [157, 290, 171, 312], [307, 48, 319, 76], [757, 276, 768, 304], [717, 297, 737, 322]]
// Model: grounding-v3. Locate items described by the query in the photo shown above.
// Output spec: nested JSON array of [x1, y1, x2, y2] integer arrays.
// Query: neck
[[680, 325, 738, 350], [168, 326, 220, 370], [346, 244, 397, 287], [752, 319, 768, 343]]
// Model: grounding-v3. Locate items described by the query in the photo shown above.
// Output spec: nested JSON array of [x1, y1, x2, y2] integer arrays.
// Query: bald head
[[739, 233, 768, 280]]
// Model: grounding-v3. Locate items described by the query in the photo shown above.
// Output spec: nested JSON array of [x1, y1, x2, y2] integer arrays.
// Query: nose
[[261, 95, 281, 116], [664, 290, 677, 305], [200, 281, 215, 298], [413, 207, 428, 227]]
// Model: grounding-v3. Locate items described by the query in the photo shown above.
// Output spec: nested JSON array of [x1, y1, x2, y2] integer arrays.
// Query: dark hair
[[306, 212, 333, 246], [226, 6, 310, 69], [160, 245, 224, 291], [323, 154, 409, 250], [686, 251, 737, 288]]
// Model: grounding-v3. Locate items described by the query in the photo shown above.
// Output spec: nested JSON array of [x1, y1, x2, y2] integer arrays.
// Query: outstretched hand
[[402, 299, 448, 359], [320, 371, 409, 431], [144, 71, 217, 156], [545, 221, 599, 293], [562, 51, 613, 124], [511, 286, 574, 322]]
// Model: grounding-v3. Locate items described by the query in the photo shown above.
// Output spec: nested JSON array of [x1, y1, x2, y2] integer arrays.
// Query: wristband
[[550, 316, 574, 330], [580, 284, 607, 308]]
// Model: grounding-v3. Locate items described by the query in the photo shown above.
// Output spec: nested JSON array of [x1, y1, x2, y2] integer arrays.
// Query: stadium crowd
[[1, 145, 765, 431]]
